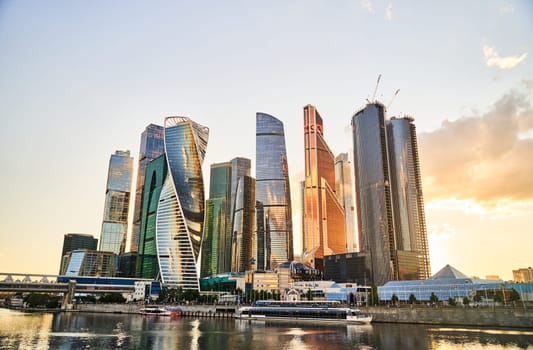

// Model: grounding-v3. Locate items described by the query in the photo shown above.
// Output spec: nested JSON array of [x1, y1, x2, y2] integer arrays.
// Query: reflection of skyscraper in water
[[156, 117, 208, 290], [352, 103, 430, 285], [99, 150, 133, 255], [302, 105, 346, 271], [255, 112, 293, 270], [130, 124, 164, 253]]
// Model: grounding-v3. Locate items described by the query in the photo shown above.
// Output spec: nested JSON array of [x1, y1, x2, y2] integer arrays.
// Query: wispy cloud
[[428, 223, 456, 241], [419, 88, 533, 205], [483, 45, 527, 70], [385, 2, 392, 20], [360, 0, 373, 13]]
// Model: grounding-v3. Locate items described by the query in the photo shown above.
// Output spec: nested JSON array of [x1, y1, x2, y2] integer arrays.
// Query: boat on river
[[139, 306, 181, 317], [235, 300, 372, 325]]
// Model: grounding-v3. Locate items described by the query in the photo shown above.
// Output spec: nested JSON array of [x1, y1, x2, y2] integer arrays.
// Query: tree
[[462, 297, 470, 306], [429, 292, 439, 305], [306, 289, 313, 301], [99, 293, 126, 303], [448, 297, 457, 306], [493, 292, 503, 303], [391, 294, 399, 306], [368, 285, 380, 306], [408, 294, 417, 305], [509, 289, 521, 303], [473, 292, 482, 303]]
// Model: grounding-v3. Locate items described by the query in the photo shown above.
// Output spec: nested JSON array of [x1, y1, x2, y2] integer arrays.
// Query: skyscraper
[[335, 153, 357, 253], [387, 116, 431, 280], [156, 116, 208, 290], [200, 157, 254, 277], [352, 102, 430, 285], [130, 124, 165, 253], [136, 154, 168, 279], [231, 174, 256, 273], [302, 105, 346, 271], [255, 112, 293, 270], [99, 150, 133, 255]]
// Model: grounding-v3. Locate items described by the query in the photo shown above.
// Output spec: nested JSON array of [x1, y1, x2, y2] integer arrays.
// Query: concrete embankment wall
[[71, 304, 533, 328], [367, 306, 533, 328]]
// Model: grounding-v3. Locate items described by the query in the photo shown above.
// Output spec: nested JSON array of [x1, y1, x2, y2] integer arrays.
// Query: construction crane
[[371, 74, 382, 102], [387, 88, 400, 111]]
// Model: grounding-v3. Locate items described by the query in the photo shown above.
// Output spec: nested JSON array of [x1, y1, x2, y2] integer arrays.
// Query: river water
[[0, 308, 532, 349]]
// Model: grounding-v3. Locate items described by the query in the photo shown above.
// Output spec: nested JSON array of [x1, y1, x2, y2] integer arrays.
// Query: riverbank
[[65, 304, 533, 328]]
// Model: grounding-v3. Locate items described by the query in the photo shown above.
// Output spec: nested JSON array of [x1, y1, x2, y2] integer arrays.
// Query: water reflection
[[0, 309, 532, 350]]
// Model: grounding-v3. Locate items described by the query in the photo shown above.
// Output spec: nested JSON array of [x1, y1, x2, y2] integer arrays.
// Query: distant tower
[[255, 113, 293, 270], [352, 103, 431, 285], [335, 153, 357, 253], [156, 117, 208, 290], [136, 154, 168, 279], [302, 105, 346, 271], [99, 150, 133, 255], [130, 124, 164, 253]]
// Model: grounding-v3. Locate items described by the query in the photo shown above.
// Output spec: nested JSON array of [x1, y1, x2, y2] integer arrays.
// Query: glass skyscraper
[[156, 117, 208, 290], [136, 154, 168, 279], [387, 117, 431, 280], [352, 103, 430, 285], [255, 112, 293, 270], [130, 124, 165, 253], [335, 153, 357, 253], [200, 158, 254, 277], [302, 105, 346, 272], [99, 150, 133, 255], [59, 233, 98, 274]]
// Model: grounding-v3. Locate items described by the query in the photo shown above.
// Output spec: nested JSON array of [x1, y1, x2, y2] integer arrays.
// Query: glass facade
[[200, 158, 254, 277], [352, 103, 395, 286], [99, 150, 133, 255], [387, 117, 431, 279], [137, 154, 168, 279], [335, 153, 357, 252], [231, 175, 256, 273], [131, 124, 165, 253], [64, 250, 116, 277], [352, 104, 431, 285], [156, 117, 208, 290], [302, 105, 346, 271], [255, 113, 293, 270], [59, 233, 97, 273]]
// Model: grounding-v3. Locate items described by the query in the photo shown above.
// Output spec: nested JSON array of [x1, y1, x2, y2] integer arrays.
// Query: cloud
[[483, 45, 527, 70], [385, 2, 392, 20], [360, 0, 373, 13], [419, 89, 533, 205], [427, 223, 456, 241]]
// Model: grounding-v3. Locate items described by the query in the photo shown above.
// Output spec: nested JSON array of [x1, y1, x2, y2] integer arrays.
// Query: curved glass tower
[[156, 117, 209, 290], [255, 113, 293, 270]]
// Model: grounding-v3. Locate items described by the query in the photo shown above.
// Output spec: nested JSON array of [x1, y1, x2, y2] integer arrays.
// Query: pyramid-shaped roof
[[431, 264, 469, 280]]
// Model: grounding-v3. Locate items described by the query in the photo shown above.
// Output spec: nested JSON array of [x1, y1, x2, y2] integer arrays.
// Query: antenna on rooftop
[[371, 74, 381, 102], [387, 89, 400, 111]]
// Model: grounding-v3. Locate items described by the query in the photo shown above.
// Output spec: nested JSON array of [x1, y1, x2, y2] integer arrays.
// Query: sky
[[0, 1, 531, 281]]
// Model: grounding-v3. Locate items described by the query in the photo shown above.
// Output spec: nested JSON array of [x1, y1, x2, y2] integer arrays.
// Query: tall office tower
[[137, 154, 168, 279], [156, 116, 208, 290], [99, 150, 133, 255], [231, 174, 256, 273], [387, 117, 431, 280], [130, 124, 165, 253], [302, 105, 346, 272], [335, 153, 357, 253], [352, 102, 430, 285], [59, 233, 98, 274], [201, 161, 231, 277], [352, 103, 395, 286], [255, 112, 293, 270], [200, 158, 254, 277]]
